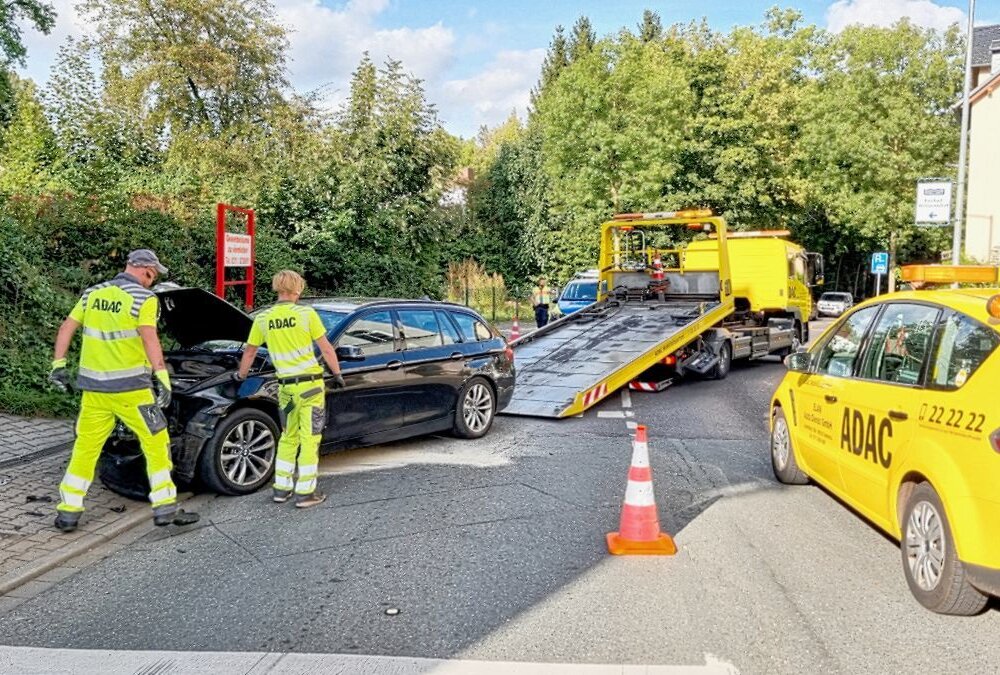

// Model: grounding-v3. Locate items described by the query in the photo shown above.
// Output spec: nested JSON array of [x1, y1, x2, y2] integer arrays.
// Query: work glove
[[153, 369, 172, 408], [49, 359, 71, 392], [328, 374, 346, 390]]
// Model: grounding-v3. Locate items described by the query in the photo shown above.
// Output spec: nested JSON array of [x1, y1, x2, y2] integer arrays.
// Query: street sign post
[[915, 180, 952, 225], [871, 251, 889, 295], [215, 203, 256, 309]]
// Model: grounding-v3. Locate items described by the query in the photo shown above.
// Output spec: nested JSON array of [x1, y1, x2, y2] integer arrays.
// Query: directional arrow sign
[[916, 180, 951, 225]]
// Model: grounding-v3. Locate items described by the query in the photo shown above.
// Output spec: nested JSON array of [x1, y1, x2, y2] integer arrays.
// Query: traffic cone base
[[606, 531, 677, 556]]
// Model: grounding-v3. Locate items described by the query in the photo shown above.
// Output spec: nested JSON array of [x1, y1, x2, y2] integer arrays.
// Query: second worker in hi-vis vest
[[49, 249, 199, 532], [235, 270, 345, 508]]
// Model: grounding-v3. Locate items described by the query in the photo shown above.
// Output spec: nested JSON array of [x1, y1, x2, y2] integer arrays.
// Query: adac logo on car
[[94, 299, 123, 313], [268, 317, 297, 330], [840, 407, 892, 468]]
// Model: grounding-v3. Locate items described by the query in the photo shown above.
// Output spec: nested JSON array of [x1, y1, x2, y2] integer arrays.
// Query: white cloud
[[15, 0, 94, 83], [826, 0, 965, 32], [275, 0, 456, 101], [439, 48, 545, 133]]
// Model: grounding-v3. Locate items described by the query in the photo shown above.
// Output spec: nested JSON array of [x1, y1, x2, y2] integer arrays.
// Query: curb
[[0, 492, 196, 597]]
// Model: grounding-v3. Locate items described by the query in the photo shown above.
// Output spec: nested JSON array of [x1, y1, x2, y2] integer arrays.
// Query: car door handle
[[450, 352, 463, 360], [824, 395, 838, 403], [386, 360, 403, 370], [888, 410, 908, 421]]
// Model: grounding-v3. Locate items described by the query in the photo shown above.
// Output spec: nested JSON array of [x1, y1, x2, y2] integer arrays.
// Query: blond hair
[[272, 270, 306, 296]]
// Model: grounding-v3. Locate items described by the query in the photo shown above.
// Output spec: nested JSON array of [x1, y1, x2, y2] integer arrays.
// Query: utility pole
[[952, 0, 976, 266]]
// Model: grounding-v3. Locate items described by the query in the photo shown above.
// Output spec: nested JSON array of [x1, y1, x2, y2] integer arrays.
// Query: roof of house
[[973, 25, 1000, 66], [970, 68, 1000, 106]]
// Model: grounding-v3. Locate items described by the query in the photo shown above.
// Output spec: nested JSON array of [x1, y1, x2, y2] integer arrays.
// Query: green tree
[[0, 0, 56, 126], [0, 75, 62, 194], [569, 16, 596, 61], [637, 9, 663, 43], [79, 0, 289, 133]]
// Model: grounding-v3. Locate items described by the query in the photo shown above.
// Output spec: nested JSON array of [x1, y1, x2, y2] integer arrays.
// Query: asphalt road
[[2, 321, 998, 673]]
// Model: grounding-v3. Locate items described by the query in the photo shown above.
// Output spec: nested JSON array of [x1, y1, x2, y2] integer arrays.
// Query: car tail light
[[505, 346, 515, 363], [991, 428, 1000, 454]]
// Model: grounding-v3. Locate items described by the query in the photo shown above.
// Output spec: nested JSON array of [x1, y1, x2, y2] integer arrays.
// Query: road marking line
[[0, 646, 739, 674], [621, 388, 632, 408], [626, 421, 638, 430], [597, 411, 626, 419]]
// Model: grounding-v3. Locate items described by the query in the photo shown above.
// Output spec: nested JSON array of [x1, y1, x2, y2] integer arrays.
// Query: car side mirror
[[335, 345, 365, 361], [784, 350, 812, 373]]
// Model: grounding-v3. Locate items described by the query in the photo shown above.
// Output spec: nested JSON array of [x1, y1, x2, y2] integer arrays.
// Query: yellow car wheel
[[901, 483, 988, 615], [770, 407, 808, 485]]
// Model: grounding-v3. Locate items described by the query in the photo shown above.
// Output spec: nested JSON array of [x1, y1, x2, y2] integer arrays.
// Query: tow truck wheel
[[770, 407, 808, 485], [900, 483, 988, 615], [453, 377, 496, 439], [709, 342, 732, 380], [198, 408, 278, 496]]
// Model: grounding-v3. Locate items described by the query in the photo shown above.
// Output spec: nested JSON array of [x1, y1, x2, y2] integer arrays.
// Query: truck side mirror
[[784, 350, 812, 373], [335, 345, 365, 361]]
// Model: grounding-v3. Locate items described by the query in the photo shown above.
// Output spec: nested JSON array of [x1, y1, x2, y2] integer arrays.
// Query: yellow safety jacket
[[69, 273, 159, 392], [247, 302, 326, 379], [532, 286, 552, 306]]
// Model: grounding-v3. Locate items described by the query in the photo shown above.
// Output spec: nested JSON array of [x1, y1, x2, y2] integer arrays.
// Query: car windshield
[[820, 293, 851, 302], [562, 281, 597, 301]]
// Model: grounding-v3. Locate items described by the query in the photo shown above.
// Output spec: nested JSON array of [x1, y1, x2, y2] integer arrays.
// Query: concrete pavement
[[0, 344, 996, 673]]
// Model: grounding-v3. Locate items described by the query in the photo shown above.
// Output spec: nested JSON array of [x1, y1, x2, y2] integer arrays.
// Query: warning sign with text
[[224, 233, 253, 267]]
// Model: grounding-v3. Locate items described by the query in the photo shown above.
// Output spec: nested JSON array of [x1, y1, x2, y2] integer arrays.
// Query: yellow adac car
[[769, 285, 1000, 615]]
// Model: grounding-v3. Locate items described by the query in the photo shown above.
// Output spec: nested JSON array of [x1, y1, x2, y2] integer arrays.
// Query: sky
[[15, 0, 1000, 138]]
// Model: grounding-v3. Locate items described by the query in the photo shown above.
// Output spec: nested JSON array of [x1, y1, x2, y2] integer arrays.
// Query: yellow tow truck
[[505, 211, 817, 418]]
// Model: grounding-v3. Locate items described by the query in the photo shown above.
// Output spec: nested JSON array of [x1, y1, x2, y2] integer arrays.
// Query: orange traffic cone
[[510, 317, 521, 341], [606, 425, 677, 555]]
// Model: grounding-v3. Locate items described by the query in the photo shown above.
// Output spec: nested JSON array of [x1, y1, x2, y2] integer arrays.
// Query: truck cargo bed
[[504, 298, 728, 418]]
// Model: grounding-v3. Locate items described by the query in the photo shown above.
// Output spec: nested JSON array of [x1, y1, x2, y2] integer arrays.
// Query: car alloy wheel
[[220, 419, 276, 488], [772, 415, 791, 471], [905, 500, 945, 592], [462, 382, 494, 434]]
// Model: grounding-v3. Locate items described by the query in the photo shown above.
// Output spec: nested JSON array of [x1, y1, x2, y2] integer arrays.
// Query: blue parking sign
[[871, 252, 889, 275]]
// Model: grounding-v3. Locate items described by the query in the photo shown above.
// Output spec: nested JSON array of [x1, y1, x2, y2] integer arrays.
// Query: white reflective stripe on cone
[[631, 441, 649, 468], [59, 489, 85, 508], [62, 473, 91, 492], [275, 459, 296, 473], [149, 486, 177, 504], [148, 469, 172, 488], [623, 480, 656, 507]]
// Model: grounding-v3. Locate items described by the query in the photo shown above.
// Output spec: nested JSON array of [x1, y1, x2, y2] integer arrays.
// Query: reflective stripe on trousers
[[273, 382, 325, 496], [57, 390, 177, 515]]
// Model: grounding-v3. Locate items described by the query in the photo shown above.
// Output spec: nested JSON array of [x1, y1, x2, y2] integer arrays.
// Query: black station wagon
[[99, 288, 516, 497]]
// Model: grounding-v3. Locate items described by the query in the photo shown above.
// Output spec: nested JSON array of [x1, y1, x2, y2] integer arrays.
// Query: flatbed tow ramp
[[504, 210, 739, 419]]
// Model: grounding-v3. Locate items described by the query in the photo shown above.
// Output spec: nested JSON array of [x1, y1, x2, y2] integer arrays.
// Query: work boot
[[153, 508, 200, 527], [295, 491, 327, 509], [273, 488, 292, 504], [54, 511, 80, 533]]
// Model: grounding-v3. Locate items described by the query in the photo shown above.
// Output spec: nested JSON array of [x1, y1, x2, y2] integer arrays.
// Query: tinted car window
[[338, 311, 396, 356], [820, 292, 852, 302], [929, 312, 999, 390], [857, 304, 939, 385], [436, 311, 462, 345], [400, 310, 443, 350], [562, 281, 597, 301], [316, 309, 349, 334], [815, 306, 879, 377], [451, 312, 492, 342]]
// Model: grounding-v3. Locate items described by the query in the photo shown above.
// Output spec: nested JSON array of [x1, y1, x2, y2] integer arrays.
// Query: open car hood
[[156, 286, 253, 348]]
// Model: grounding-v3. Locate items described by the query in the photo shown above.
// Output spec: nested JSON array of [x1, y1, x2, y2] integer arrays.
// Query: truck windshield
[[562, 281, 597, 301]]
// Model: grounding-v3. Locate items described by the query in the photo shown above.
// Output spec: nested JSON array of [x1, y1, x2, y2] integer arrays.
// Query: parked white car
[[816, 291, 854, 317]]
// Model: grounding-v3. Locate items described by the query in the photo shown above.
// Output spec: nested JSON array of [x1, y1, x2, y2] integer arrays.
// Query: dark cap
[[127, 249, 168, 275]]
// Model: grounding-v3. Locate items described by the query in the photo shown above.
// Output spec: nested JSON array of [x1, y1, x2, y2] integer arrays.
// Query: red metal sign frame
[[215, 203, 256, 310]]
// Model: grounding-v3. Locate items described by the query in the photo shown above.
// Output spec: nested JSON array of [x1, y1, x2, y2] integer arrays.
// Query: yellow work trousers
[[57, 390, 178, 517], [274, 381, 325, 496]]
